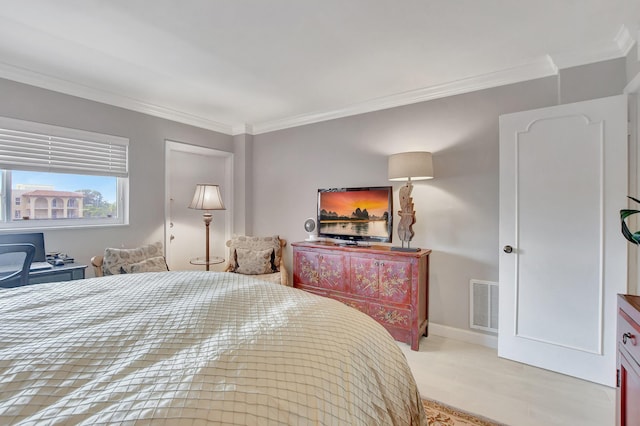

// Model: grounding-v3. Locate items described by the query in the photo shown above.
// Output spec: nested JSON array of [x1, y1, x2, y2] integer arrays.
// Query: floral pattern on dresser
[[295, 251, 319, 285], [318, 261, 344, 288], [294, 251, 345, 291], [317, 254, 344, 290], [351, 258, 379, 297], [379, 260, 411, 304], [370, 305, 410, 327]]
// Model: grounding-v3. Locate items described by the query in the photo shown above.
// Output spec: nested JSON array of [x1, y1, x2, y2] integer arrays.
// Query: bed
[[0, 271, 426, 425]]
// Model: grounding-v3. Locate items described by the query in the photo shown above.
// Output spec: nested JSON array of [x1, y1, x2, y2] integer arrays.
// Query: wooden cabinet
[[292, 241, 430, 350], [617, 294, 640, 426]]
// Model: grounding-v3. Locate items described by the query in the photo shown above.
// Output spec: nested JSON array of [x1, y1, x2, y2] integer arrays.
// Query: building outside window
[[11, 184, 88, 220]]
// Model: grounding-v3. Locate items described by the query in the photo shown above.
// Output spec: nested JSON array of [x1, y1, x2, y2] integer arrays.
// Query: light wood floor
[[399, 335, 616, 426]]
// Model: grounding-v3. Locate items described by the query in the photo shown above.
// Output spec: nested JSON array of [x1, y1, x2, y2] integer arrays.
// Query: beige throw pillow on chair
[[121, 256, 169, 274], [234, 248, 274, 275], [227, 236, 281, 272], [102, 242, 165, 276]]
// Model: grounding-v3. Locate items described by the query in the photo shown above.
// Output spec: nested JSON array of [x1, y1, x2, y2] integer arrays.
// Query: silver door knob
[[503, 245, 513, 254]]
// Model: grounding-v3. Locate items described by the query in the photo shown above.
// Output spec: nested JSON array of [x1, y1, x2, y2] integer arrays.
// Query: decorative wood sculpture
[[397, 181, 416, 248]]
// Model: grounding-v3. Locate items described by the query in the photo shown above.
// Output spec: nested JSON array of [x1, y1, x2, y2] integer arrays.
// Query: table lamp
[[188, 184, 225, 270], [388, 151, 434, 251]]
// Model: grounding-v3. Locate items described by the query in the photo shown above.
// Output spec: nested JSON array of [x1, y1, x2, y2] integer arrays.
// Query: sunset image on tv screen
[[320, 190, 389, 219]]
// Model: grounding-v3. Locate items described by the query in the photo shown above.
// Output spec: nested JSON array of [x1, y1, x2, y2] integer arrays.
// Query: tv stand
[[292, 241, 430, 350]]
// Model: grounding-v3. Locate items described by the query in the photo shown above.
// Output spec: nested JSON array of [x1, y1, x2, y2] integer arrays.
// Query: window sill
[[0, 220, 129, 231]]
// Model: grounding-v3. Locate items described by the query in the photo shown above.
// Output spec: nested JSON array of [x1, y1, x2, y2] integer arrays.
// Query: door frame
[[164, 140, 234, 267]]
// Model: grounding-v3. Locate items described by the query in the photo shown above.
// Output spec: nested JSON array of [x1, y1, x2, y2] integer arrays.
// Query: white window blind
[[0, 117, 128, 177]]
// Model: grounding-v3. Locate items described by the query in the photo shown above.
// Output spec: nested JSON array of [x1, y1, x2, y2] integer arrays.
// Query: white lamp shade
[[188, 184, 225, 210], [388, 151, 434, 181]]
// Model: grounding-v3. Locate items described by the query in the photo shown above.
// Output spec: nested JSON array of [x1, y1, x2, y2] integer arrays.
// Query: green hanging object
[[621, 196, 640, 245]]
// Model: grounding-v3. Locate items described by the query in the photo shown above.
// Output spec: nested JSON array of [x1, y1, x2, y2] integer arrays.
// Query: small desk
[[28, 263, 87, 286]]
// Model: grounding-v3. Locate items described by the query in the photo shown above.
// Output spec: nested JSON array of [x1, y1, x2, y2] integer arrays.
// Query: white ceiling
[[0, 1, 638, 135]]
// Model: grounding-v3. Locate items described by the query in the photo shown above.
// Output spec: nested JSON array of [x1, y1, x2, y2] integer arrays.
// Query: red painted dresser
[[292, 241, 430, 350], [618, 294, 640, 425]]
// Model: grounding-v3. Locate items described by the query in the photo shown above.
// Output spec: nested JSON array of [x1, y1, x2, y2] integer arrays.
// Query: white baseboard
[[429, 322, 498, 349]]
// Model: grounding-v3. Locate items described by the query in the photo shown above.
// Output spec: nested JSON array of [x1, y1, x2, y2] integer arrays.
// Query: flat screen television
[[317, 186, 393, 243]]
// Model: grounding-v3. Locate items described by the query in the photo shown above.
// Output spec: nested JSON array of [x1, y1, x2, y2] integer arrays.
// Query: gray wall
[[251, 58, 628, 332], [559, 58, 627, 104], [0, 78, 233, 276]]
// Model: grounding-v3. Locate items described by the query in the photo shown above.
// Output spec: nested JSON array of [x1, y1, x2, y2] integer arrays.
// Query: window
[[0, 117, 129, 229]]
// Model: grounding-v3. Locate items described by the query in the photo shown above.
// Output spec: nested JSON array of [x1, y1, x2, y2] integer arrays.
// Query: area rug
[[422, 399, 507, 426]]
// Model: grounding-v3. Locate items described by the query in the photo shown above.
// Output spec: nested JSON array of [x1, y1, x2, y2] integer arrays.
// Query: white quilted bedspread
[[0, 271, 426, 425]]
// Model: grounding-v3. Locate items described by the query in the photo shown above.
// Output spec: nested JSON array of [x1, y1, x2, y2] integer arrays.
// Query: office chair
[[0, 243, 36, 288]]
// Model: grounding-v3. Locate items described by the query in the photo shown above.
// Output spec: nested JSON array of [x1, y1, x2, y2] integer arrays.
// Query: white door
[[498, 95, 628, 386], [165, 141, 232, 271]]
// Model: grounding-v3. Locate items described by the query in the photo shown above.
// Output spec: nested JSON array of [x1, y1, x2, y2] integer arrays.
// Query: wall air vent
[[470, 279, 499, 333]]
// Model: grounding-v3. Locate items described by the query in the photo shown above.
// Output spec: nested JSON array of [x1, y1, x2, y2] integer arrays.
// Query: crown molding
[[232, 124, 253, 136], [615, 24, 636, 56], [251, 57, 558, 135], [1, 26, 634, 138], [0, 61, 234, 135], [550, 24, 633, 70]]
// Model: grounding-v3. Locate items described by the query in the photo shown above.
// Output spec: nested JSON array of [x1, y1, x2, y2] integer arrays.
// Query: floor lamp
[[188, 184, 225, 270]]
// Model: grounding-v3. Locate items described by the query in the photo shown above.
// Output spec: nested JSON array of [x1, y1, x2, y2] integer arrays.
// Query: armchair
[[225, 236, 288, 286]]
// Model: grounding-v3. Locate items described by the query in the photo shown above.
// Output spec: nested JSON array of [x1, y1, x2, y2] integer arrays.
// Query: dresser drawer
[[369, 302, 410, 328], [619, 307, 640, 364]]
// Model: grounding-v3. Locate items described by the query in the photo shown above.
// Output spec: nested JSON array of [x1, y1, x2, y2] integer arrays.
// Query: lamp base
[[391, 246, 421, 252]]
